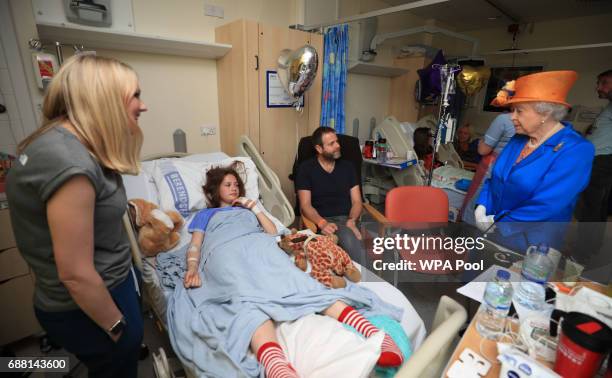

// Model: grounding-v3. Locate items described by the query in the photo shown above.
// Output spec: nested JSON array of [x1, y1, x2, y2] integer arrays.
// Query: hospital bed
[[121, 136, 427, 377], [364, 115, 466, 203], [365, 115, 473, 221]]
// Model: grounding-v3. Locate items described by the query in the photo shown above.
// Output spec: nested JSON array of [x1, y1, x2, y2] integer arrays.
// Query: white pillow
[[199, 157, 260, 204], [152, 157, 259, 217], [276, 314, 382, 377]]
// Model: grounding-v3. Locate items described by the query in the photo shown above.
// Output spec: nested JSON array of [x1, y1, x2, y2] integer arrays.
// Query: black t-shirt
[[295, 158, 358, 217]]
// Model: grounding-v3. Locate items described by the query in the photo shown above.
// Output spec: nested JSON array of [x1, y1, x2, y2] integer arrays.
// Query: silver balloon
[[277, 45, 318, 99]]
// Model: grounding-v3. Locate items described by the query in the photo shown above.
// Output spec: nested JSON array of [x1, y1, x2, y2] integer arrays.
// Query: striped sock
[[338, 306, 404, 367], [257, 342, 298, 378]]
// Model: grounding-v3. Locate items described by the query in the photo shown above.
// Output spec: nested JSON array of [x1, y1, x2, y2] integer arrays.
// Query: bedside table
[[0, 208, 42, 346]]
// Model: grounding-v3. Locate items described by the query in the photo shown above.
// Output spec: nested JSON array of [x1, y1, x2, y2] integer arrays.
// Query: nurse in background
[[460, 113, 515, 224], [475, 71, 595, 252], [6, 55, 146, 377]]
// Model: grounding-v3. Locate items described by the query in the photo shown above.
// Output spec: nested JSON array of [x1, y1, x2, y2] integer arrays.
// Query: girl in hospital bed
[[179, 165, 404, 377]]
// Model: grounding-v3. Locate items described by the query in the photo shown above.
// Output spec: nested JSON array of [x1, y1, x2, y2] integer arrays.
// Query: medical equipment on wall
[[63, 0, 112, 28], [429, 64, 462, 186], [28, 38, 97, 86], [28, 39, 59, 90]]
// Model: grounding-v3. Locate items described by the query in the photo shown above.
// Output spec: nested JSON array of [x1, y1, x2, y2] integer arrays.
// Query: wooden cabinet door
[[216, 19, 260, 156], [257, 24, 321, 205]]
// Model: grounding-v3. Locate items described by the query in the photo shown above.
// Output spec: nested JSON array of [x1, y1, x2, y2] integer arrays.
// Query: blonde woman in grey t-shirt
[[7, 54, 147, 377]]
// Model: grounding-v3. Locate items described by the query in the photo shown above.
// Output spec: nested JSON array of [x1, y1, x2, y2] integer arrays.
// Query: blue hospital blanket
[[157, 208, 404, 377]]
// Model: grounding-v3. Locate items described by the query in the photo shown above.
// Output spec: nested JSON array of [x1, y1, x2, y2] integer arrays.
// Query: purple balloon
[[416, 50, 447, 103]]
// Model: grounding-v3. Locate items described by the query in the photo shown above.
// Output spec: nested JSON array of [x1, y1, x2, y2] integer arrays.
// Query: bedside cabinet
[[0, 208, 42, 346]]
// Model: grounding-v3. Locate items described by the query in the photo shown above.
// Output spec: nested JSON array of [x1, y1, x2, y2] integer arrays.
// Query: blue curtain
[[320, 24, 348, 134]]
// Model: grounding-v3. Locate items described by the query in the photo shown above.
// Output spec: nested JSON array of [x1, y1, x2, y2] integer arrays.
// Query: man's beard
[[598, 90, 612, 100], [321, 151, 341, 161]]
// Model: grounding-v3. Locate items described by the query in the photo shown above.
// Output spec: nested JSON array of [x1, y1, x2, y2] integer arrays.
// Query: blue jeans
[[35, 273, 143, 378], [325, 215, 367, 265]]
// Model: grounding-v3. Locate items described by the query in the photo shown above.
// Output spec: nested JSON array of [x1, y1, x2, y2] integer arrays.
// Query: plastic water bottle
[[513, 243, 554, 311], [476, 269, 513, 339]]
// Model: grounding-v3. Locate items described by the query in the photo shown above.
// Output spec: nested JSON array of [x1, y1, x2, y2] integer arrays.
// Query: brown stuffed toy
[[279, 229, 361, 288], [128, 199, 184, 257]]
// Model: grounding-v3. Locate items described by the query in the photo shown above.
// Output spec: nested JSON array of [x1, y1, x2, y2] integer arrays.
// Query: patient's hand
[[184, 270, 201, 288], [321, 222, 338, 236], [233, 197, 256, 210]]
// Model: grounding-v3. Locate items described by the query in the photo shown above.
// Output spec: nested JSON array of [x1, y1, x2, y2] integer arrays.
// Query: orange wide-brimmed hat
[[491, 70, 578, 108]]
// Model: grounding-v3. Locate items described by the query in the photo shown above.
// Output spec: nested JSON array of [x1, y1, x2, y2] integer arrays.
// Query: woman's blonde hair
[[18, 54, 143, 174]]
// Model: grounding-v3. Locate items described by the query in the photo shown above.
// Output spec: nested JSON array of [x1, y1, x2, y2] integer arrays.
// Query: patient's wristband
[[317, 219, 328, 229], [251, 201, 263, 215]]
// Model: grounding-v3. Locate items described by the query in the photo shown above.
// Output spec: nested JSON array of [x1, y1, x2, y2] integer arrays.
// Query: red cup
[[363, 141, 374, 159], [550, 310, 612, 378]]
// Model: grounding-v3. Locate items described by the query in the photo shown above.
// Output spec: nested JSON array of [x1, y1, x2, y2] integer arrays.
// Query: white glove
[[474, 205, 495, 233]]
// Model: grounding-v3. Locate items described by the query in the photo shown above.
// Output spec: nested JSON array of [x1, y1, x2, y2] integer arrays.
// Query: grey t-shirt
[[6, 126, 132, 312]]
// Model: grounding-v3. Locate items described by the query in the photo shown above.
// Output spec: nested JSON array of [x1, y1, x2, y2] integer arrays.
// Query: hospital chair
[[383, 186, 466, 286], [395, 295, 467, 378], [289, 134, 387, 234]]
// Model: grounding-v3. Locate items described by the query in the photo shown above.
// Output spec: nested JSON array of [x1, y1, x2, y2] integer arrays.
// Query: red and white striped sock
[[338, 306, 404, 367], [257, 342, 298, 378]]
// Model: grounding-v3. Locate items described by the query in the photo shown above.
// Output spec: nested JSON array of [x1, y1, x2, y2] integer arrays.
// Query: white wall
[[460, 13, 612, 136], [8, 0, 299, 157]]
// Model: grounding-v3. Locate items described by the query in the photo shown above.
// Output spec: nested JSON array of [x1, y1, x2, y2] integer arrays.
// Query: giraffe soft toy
[[279, 229, 361, 288]]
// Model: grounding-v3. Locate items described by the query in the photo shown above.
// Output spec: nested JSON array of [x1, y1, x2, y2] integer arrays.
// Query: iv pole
[[427, 64, 461, 186]]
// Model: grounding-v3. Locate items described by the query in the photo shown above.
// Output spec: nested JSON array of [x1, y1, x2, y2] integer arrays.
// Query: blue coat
[[477, 122, 594, 251]]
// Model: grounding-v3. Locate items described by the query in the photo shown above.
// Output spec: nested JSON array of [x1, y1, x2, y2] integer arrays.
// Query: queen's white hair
[[533, 102, 568, 122]]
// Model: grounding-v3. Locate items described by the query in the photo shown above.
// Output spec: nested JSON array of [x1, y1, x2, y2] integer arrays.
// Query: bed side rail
[[123, 212, 143, 272], [237, 135, 295, 227]]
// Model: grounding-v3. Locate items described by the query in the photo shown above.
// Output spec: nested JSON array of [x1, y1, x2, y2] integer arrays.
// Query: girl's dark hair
[[202, 165, 246, 208], [413, 127, 433, 159]]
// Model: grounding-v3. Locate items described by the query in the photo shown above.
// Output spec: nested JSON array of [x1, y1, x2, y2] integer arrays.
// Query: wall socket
[[204, 4, 224, 18], [200, 126, 216, 136]]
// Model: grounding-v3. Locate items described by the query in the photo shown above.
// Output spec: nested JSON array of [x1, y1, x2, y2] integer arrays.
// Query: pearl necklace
[[516, 123, 563, 164], [527, 123, 563, 149]]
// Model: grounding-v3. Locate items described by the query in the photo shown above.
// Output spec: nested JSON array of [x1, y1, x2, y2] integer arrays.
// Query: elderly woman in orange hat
[[474, 71, 595, 250]]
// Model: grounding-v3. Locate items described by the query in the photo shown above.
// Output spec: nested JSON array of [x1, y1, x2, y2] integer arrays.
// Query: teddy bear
[[128, 199, 184, 257], [279, 229, 361, 288]]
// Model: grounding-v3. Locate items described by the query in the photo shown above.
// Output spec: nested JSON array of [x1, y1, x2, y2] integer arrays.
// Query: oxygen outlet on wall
[[204, 4, 224, 18], [200, 126, 216, 136]]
